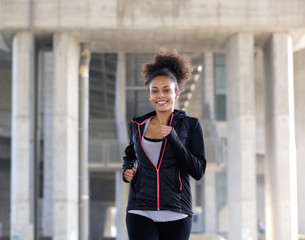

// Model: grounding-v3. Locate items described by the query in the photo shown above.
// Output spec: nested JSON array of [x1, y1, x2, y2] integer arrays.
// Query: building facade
[[0, 1, 305, 240]]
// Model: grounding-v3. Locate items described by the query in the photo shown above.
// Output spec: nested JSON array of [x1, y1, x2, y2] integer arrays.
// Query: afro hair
[[142, 49, 193, 91]]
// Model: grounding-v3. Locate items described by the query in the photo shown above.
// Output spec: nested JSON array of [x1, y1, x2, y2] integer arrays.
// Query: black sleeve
[[166, 119, 207, 180], [122, 125, 137, 183]]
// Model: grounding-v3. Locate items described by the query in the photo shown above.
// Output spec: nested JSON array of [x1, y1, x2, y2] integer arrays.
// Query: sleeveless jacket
[[122, 109, 207, 216]]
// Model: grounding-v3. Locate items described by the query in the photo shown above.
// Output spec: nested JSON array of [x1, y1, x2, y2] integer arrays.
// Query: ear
[[175, 90, 180, 99]]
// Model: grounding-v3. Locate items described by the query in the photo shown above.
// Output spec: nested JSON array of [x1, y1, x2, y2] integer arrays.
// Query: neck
[[156, 109, 174, 125]]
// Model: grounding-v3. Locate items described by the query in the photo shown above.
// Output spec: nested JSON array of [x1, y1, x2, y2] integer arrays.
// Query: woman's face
[[148, 76, 180, 113]]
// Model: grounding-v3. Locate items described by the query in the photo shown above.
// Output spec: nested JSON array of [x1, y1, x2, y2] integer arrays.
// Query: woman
[[122, 49, 207, 240]]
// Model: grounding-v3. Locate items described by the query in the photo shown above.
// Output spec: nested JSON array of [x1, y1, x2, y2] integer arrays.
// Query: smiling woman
[[122, 49, 207, 240]]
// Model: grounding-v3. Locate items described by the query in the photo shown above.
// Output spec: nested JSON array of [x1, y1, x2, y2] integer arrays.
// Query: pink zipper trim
[[132, 113, 174, 210], [178, 169, 182, 191], [132, 117, 158, 170]]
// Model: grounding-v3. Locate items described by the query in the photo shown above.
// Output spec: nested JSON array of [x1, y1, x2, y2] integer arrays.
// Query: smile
[[156, 101, 167, 104]]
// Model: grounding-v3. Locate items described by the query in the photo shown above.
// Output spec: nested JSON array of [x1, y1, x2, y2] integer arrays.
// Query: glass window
[[88, 54, 118, 238], [89, 53, 117, 120], [0, 47, 12, 239], [214, 53, 226, 121], [126, 53, 154, 122], [88, 53, 119, 164]]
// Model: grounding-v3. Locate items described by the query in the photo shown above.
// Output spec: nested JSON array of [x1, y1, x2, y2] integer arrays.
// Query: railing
[[202, 103, 226, 166], [89, 119, 116, 139], [89, 139, 120, 168]]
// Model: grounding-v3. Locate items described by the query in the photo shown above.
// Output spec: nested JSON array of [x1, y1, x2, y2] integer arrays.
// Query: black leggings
[[126, 212, 192, 240]]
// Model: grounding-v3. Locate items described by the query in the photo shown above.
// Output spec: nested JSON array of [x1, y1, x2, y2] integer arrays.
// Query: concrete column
[[294, 48, 305, 235], [53, 33, 80, 240], [254, 50, 266, 156], [115, 52, 128, 153], [40, 51, 54, 237], [115, 52, 129, 240], [226, 33, 257, 240], [79, 49, 90, 240], [204, 52, 215, 118], [10, 32, 34, 240], [204, 171, 217, 234], [254, 50, 266, 223], [263, 33, 298, 240]]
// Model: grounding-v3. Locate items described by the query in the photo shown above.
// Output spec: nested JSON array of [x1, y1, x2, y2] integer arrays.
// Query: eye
[[151, 90, 158, 93], [164, 89, 171, 92]]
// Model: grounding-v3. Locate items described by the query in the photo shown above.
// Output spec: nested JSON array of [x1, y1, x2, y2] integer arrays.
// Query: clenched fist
[[124, 167, 137, 182], [160, 125, 172, 138]]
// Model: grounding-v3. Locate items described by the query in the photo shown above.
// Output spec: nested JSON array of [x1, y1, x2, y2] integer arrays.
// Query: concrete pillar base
[[11, 224, 33, 240]]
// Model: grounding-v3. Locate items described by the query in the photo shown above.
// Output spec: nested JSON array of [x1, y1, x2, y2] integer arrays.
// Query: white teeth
[[157, 101, 167, 104]]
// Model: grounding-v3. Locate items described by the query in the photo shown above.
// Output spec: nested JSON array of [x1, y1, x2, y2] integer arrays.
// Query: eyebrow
[[151, 86, 171, 89]]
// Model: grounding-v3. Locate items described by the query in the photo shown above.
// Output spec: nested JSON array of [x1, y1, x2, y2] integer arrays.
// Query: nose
[[157, 91, 164, 98]]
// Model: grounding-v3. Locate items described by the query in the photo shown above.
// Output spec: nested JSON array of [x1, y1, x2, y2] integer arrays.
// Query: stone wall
[[0, 0, 305, 31]]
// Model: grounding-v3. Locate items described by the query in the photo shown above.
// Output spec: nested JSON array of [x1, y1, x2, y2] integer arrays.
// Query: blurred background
[[0, 0, 305, 240]]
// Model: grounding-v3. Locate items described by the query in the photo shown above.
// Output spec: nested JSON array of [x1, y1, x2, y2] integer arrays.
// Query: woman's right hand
[[124, 167, 137, 182]]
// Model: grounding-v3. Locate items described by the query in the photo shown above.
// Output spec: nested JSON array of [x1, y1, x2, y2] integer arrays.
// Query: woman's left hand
[[160, 125, 173, 138]]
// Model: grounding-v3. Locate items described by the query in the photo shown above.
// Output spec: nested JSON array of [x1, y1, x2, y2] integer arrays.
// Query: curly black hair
[[142, 49, 193, 92]]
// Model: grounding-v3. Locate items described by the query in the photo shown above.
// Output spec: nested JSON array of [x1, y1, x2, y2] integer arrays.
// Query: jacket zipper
[[132, 113, 174, 210]]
